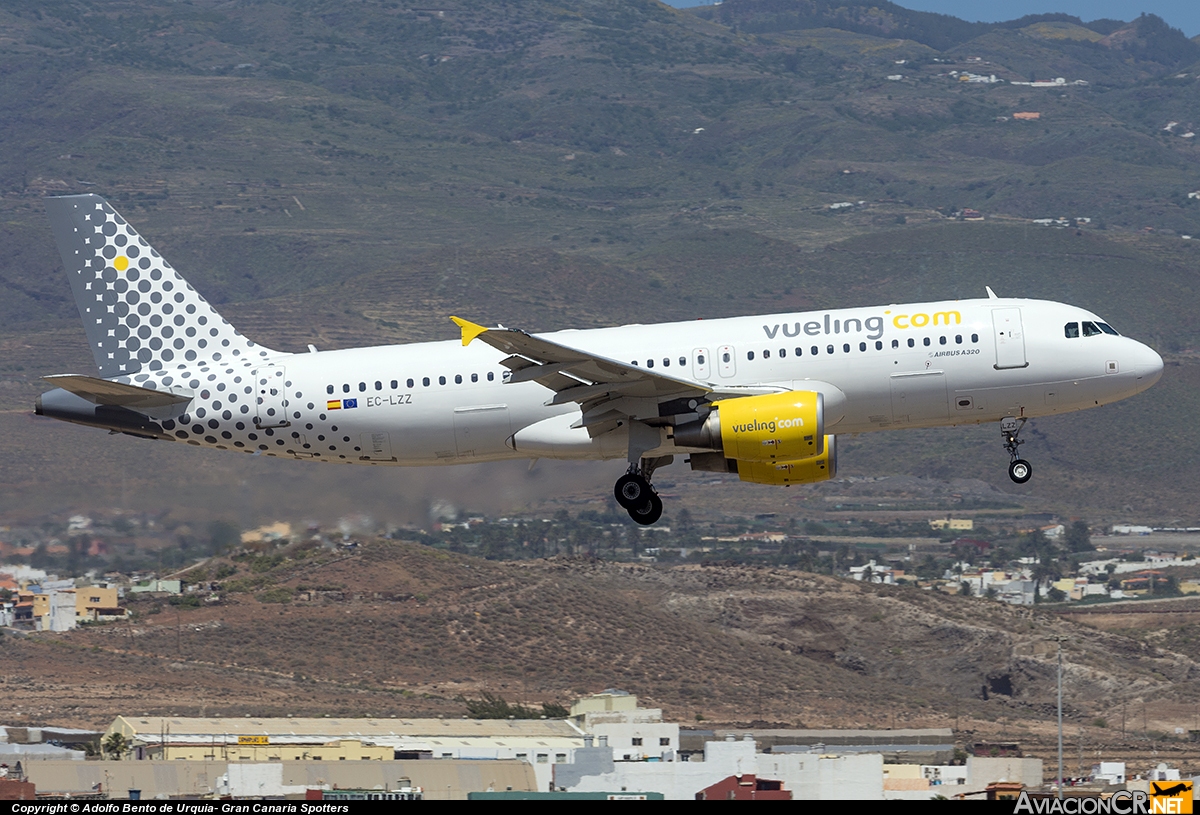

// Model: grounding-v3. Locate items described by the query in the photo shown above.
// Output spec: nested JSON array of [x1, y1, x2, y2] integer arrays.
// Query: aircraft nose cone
[[1134, 344, 1164, 389]]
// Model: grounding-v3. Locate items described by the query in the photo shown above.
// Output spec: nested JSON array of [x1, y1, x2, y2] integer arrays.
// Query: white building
[[570, 691, 679, 761], [1092, 761, 1126, 784], [555, 735, 884, 800], [883, 757, 1042, 800], [37, 588, 78, 632], [850, 561, 895, 584]]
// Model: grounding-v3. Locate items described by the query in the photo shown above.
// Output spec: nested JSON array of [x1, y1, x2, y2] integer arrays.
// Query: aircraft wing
[[451, 317, 782, 432]]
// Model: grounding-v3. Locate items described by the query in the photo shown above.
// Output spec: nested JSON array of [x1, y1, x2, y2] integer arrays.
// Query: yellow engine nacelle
[[735, 436, 837, 485], [674, 391, 824, 463]]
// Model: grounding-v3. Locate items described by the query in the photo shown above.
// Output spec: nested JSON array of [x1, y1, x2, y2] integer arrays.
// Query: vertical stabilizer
[[44, 194, 276, 378]]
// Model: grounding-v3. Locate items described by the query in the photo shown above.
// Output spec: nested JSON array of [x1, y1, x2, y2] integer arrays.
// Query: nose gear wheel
[[1001, 417, 1032, 484], [1008, 459, 1032, 483]]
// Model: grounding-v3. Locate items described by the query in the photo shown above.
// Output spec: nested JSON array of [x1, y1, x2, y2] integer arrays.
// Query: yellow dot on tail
[[114, 256, 129, 272]]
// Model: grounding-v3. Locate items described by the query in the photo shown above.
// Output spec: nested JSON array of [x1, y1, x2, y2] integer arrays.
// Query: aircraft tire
[[1008, 459, 1032, 484], [629, 493, 663, 526], [615, 473, 650, 509]]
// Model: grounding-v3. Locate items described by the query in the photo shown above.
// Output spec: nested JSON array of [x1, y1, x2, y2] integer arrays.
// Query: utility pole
[[1057, 639, 1064, 799], [1078, 726, 1084, 779]]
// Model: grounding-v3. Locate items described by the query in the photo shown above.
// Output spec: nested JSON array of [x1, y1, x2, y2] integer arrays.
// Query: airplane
[[37, 194, 1164, 525]]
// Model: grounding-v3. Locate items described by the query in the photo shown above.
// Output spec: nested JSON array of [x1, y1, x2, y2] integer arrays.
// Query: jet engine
[[675, 391, 836, 486]]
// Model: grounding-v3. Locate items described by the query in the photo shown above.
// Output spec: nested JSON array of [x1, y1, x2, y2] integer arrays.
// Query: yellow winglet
[[450, 316, 489, 347]]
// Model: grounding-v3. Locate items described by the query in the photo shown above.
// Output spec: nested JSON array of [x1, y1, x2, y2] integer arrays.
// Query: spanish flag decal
[[327, 400, 342, 410]]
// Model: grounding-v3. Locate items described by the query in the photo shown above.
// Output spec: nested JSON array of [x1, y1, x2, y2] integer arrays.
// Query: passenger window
[[375, 381, 383, 390], [795, 348, 803, 356], [326, 385, 334, 395], [358, 382, 366, 392], [859, 342, 866, 352], [663, 358, 670, 367], [487, 372, 495, 381], [1082, 321, 1102, 337], [697, 354, 706, 365], [826, 345, 834, 354], [390, 380, 397, 389], [1065, 322, 1080, 338], [422, 377, 430, 387], [647, 359, 654, 368], [747, 351, 755, 361], [439, 376, 446, 385], [891, 340, 899, 349], [842, 343, 850, 353], [679, 357, 686, 366], [875, 341, 883, 350], [407, 378, 414, 388], [762, 350, 770, 359], [907, 339, 915, 348], [1097, 323, 1118, 336], [454, 374, 462, 384], [939, 336, 946, 345], [923, 337, 931, 347], [471, 373, 478, 383], [722, 352, 731, 363], [779, 348, 786, 358], [971, 333, 979, 343], [811, 346, 818, 356], [955, 335, 962, 344]]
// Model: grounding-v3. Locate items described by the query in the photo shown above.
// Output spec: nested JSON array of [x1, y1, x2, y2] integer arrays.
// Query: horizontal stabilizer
[[43, 374, 192, 408]]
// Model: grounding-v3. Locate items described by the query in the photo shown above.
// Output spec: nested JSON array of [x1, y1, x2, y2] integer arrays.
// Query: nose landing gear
[[614, 456, 670, 525], [1001, 417, 1032, 484]]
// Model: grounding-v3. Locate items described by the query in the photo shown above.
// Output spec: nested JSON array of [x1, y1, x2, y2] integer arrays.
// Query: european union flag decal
[[343, 398, 358, 409]]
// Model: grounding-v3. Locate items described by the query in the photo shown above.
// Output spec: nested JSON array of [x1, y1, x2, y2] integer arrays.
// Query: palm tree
[[1031, 557, 1061, 603], [101, 732, 129, 761]]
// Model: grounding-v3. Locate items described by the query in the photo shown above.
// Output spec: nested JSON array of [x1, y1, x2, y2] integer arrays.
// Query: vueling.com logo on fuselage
[[730, 417, 804, 435], [762, 310, 961, 340]]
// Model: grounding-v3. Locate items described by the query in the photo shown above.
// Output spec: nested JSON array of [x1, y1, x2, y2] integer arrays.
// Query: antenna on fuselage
[[985, 286, 999, 299]]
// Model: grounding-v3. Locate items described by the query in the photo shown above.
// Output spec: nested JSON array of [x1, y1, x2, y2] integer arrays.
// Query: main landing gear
[[614, 456, 670, 525], [1001, 417, 1032, 484]]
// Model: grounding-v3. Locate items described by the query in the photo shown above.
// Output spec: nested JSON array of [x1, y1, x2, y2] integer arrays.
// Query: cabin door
[[992, 308, 1028, 369]]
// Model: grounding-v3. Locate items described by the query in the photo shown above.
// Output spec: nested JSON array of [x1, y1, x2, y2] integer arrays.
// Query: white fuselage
[[159, 297, 1161, 466]]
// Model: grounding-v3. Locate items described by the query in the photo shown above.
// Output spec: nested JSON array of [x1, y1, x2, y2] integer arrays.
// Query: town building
[[553, 733, 1042, 800], [929, 518, 974, 531], [105, 716, 587, 791], [569, 691, 678, 761], [20, 759, 535, 800], [849, 560, 896, 583]]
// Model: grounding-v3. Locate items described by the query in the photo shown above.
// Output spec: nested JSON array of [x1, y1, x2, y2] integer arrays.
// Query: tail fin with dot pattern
[[44, 194, 278, 380]]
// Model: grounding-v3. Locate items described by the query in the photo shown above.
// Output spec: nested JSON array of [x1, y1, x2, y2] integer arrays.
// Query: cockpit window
[[1064, 322, 1079, 338], [1082, 321, 1102, 337], [1097, 322, 1119, 336]]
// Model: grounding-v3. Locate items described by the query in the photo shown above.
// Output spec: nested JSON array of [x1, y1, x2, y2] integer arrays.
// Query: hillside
[[6, 542, 1200, 771], [1, 0, 1199, 525]]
